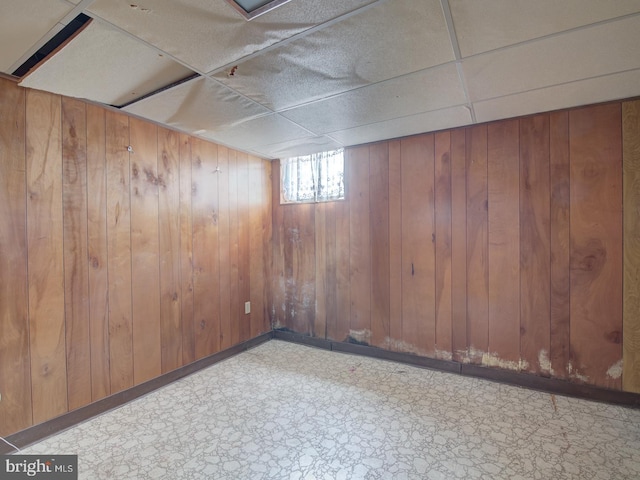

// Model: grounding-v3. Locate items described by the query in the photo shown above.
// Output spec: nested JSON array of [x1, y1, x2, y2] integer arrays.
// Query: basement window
[[224, 0, 292, 20], [280, 149, 345, 204]]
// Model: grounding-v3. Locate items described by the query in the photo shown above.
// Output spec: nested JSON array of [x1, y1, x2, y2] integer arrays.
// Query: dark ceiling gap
[[12, 13, 91, 78]]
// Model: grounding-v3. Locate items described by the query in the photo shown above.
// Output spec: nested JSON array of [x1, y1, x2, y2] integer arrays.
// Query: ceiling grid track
[[439, 0, 476, 123]]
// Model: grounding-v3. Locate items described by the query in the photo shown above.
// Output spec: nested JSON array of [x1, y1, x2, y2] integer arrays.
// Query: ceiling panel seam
[[323, 102, 472, 135], [205, 0, 392, 76], [459, 11, 640, 61], [440, 0, 476, 123], [471, 66, 640, 106], [274, 60, 462, 114]]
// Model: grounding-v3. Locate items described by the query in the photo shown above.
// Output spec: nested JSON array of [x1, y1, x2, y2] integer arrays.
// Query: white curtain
[[281, 149, 344, 203]]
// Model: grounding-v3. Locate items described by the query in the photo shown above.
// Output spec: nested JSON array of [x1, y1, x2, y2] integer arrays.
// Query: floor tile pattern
[[21, 341, 640, 479]]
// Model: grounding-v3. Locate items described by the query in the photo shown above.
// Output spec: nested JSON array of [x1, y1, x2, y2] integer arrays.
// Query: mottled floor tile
[[20, 341, 640, 479]]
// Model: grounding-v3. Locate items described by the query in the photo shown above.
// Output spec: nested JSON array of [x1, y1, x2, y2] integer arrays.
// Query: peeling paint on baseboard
[[606, 359, 623, 379], [482, 351, 529, 371], [567, 362, 589, 383], [538, 349, 554, 376], [435, 349, 453, 361], [349, 329, 372, 345]]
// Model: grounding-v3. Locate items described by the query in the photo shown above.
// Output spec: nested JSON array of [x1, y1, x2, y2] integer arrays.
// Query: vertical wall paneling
[[191, 138, 220, 358], [105, 111, 133, 394], [369, 142, 390, 348], [450, 129, 467, 362], [465, 125, 489, 362], [0, 79, 31, 436], [249, 155, 265, 338], [270, 161, 285, 330], [401, 134, 436, 355], [570, 104, 623, 389], [349, 146, 371, 342], [323, 201, 337, 340], [520, 115, 551, 375], [335, 175, 351, 342], [129, 118, 161, 383], [434, 132, 453, 359], [487, 120, 520, 366], [315, 200, 327, 338], [262, 160, 273, 334], [62, 97, 91, 410], [388, 140, 402, 349], [86, 104, 110, 401], [623, 100, 640, 393], [26, 89, 68, 423], [217, 146, 232, 349], [178, 134, 195, 365], [229, 149, 242, 344], [237, 152, 252, 342], [549, 111, 571, 379], [158, 127, 182, 373]]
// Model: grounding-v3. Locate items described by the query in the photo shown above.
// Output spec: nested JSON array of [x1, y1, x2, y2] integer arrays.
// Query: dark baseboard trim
[[273, 331, 640, 409], [1, 332, 273, 455]]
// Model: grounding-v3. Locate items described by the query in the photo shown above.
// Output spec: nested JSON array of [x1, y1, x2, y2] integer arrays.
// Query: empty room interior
[[1, 0, 640, 478]]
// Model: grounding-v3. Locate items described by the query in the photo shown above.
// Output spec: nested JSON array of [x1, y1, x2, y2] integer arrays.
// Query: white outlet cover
[[245, 301, 251, 314]]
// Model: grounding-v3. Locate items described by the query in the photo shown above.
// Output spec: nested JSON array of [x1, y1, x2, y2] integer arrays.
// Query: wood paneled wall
[[0, 78, 272, 437], [272, 100, 640, 394]]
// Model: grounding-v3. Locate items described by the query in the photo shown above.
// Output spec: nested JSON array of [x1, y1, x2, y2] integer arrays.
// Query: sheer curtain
[[281, 149, 344, 203]]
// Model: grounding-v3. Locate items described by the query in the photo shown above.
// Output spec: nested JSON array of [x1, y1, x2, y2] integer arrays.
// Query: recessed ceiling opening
[[12, 13, 91, 78], [224, 0, 293, 20]]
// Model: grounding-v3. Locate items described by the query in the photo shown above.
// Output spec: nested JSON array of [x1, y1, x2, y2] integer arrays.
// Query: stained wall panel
[[0, 78, 31, 436], [570, 104, 623, 389]]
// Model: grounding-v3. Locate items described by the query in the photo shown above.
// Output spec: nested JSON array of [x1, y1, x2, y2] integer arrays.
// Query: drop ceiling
[[3, 0, 640, 159]]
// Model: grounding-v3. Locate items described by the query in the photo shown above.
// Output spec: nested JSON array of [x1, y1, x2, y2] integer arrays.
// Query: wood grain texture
[[26, 89, 68, 423], [388, 140, 402, 350], [262, 160, 273, 334], [191, 138, 220, 357], [323, 201, 337, 340], [623, 100, 640, 393], [549, 111, 571, 379], [369, 142, 390, 348], [249, 155, 265, 338], [401, 134, 436, 356], [62, 97, 91, 410], [158, 127, 182, 372], [349, 146, 371, 341], [315, 201, 327, 338], [270, 161, 286, 330], [570, 104, 623, 389], [179, 134, 195, 364], [487, 120, 520, 365], [0, 78, 32, 436], [217, 146, 232, 349], [105, 110, 133, 394], [237, 152, 251, 343], [466, 125, 489, 362], [129, 118, 161, 383], [86, 104, 110, 401], [435, 132, 452, 359], [450, 129, 467, 363], [520, 114, 551, 375], [335, 178, 351, 342]]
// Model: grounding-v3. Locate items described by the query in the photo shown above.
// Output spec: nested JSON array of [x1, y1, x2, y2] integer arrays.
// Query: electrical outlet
[[245, 301, 251, 314]]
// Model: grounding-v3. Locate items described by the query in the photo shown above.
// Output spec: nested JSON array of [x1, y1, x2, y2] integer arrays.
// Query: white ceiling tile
[[202, 114, 312, 150], [474, 69, 640, 124], [19, 21, 194, 105], [251, 136, 343, 159], [280, 64, 465, 134], [211, 0, 455, 111], [450, 0, 640, 57], [462, 15, 640, 102], [0, 0, 75, 73], [88, 0, 377, 73], [124, 76, 271, 136], [328, 106, 472, 147]]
